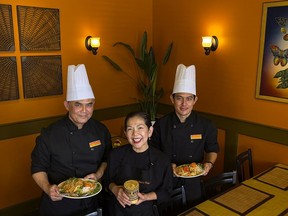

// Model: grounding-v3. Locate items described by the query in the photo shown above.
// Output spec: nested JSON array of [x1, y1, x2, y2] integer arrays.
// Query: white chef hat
[[172, 64, 196, 95], [66, 64, 95, 101]]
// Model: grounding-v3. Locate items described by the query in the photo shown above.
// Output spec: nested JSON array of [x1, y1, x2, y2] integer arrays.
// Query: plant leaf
[[102, 55, 123, 71], [140, 31, 148, 60], [162, 42, 173, 65], [113, 42, 135, 57]]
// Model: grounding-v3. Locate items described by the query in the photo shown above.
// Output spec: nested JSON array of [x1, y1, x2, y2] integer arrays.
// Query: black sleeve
[[106, 146, 126, 186], [101, 125, 113, 162], [204, 121, 220, 153], [31, 128, 51, 175], [150, 119, 161, 149]]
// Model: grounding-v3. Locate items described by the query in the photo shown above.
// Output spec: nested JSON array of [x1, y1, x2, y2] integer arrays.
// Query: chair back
[[171, 185, 187, 209], [236, 148, 254, 183], [155, 185, 187, 216], [201, 170, 237, 200]]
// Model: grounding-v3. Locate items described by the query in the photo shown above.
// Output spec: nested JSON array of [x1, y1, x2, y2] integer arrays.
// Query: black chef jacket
[[31, 114, 112, 216], [106, 144, 173, 216], [150, 111, 219, 206]]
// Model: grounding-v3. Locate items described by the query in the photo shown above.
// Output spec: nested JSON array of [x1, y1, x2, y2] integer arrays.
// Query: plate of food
[[58, 177, 102, 199], [174, 163, 205, 178]]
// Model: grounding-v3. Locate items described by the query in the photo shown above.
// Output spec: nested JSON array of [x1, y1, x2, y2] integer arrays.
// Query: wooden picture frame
[[256, 1, 288, 103]]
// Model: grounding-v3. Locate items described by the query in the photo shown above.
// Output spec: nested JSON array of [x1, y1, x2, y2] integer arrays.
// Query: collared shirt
[[31, 114, 112, 184], [150, 111, 219, 165]]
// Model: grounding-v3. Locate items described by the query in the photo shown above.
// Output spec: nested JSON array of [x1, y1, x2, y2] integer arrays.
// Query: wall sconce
[[202, 36, 218, 55], [85, 36, 100, 55]]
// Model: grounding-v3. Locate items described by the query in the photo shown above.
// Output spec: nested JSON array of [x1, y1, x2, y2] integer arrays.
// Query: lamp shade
[[202, 36, 212, 48], [90, 37, 100, 48]]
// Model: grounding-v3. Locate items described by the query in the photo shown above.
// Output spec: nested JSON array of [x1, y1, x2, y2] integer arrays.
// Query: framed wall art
[[21, 55, 63, 98], [0, 4, 15, 51], [256, 1, 288, 103], [17, 5, 61, 51], [0, 57, 19, 101]]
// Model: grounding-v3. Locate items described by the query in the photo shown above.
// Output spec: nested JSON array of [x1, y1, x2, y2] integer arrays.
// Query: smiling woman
[[106, 111, 173, 216]]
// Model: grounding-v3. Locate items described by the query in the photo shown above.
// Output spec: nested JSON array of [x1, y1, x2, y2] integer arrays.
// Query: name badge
[[89, 140, 101, 148], [190, 134, 202, 140]]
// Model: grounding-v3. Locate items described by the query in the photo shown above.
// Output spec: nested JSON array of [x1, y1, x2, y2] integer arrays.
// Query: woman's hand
[[135, 192, 146, 205], [111, 185, 131, 208], [135, 191, 157, 205]]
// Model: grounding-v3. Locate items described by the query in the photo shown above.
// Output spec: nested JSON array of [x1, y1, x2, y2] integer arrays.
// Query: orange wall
[[0, 0, 152, 124], [238, 135, 288, 174], [153, 0, 288, 130], [0, 135, 41, 208]]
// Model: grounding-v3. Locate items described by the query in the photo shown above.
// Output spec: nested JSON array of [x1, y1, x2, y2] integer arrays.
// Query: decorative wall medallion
[[0, 57, 19, 101], [0, 4, 15, 51], [17, 6, 61, 51], [21, 55, 63, 98]]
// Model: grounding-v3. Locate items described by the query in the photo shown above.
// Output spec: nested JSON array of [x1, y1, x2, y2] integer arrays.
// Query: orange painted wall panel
[[238, 135, 288, 175], [0, 135, 41, 208]]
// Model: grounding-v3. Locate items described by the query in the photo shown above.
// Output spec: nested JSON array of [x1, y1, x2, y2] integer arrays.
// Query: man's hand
[[203, 162, 213, 176], [47, 184, 63, 201]]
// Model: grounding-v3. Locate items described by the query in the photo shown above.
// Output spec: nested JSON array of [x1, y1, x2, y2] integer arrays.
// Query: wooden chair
[[154, 185, 187, 216], [236, 148, 254, 183], [201, 170, 237, 200]]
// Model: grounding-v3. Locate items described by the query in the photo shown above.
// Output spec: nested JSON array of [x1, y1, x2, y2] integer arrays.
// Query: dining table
[[178, 163, 288, 216]]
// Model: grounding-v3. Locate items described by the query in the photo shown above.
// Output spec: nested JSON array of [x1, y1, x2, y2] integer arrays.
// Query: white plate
[[58, 178, 102, 199], [174, 163, 205, 178]]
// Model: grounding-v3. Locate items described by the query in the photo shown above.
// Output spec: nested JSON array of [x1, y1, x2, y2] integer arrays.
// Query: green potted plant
[[102, 31, 173, 121]]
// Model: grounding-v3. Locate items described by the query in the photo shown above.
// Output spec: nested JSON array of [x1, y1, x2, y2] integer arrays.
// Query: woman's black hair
[[124, 111, 152, 129]]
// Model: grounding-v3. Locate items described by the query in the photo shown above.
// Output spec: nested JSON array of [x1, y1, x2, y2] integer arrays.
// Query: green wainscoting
[[0, 104, 141, 140]]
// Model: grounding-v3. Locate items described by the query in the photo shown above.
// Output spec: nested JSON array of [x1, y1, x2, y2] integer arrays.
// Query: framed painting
[[256, 1, 288, 103]]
